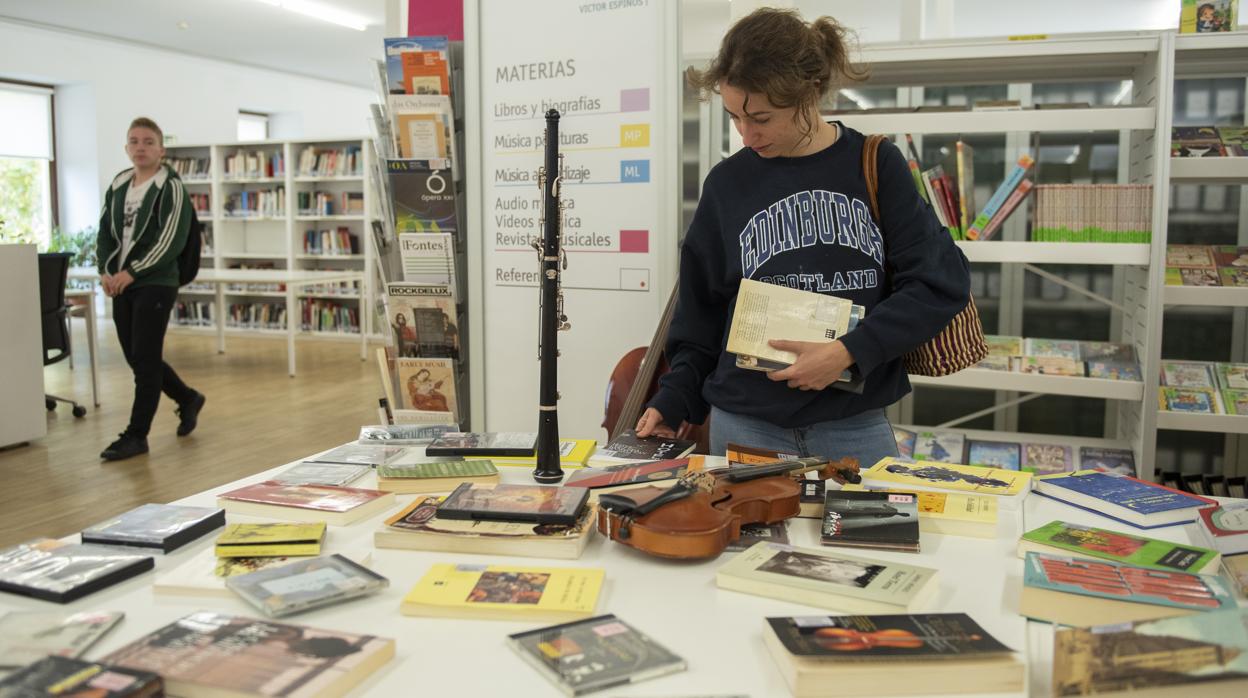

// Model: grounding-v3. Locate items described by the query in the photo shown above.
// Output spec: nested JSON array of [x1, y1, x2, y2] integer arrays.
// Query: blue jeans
[[709, 406, 899, 470]]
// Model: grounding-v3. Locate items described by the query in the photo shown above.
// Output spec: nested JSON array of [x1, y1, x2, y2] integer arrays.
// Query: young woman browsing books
[[636, 8, 970, 468]]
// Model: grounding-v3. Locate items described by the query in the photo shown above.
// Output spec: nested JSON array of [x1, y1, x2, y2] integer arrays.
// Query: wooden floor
[[0, 319, 379, 548]]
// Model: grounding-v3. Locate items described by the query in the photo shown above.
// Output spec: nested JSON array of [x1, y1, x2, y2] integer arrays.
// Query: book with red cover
[[1195, 503, 1248, 555], [563, 458, 691, 490], [216, 482, 395, 525]]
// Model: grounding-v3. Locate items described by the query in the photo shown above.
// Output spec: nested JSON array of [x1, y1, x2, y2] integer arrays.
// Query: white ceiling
[[0, 0, 387, 87]]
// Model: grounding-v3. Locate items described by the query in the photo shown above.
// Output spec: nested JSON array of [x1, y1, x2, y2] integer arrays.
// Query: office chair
[[38, 251, 87, 418]]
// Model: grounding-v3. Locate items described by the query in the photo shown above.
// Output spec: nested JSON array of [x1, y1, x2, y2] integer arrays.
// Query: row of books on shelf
[[1160, 469, 1248, 499], [1165, 243, 1248, 287], [302, 227, 360, 255], [296, 145, 362, 178], [299, 298, 360, 334], [223, 188, 284, 217], [976, 335, 1141, 380], [222, 149, 284, 179], [1159, 360, 1248, 414], [227, 302, 286, 330], [892, 426, 1135, 476], [1031, 184, 1153, 243], [296, 190, 364, 216], [1171, 124, 1248, 157], [173, 300, 211, 326], [903, 137, 1033, 241], [188, 193, 210, 214], [166, 156, 211, 180]]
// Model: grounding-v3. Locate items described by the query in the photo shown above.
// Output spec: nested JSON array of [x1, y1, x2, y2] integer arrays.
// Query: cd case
[[437, 483, 589, 525], [80, 503, 225, 553], [508, 614, 686, 696], [425, 432, 538, 457], [225, 553, 389, 617], [303, 443, 406, 467], [270, 462, 372, 487], [0, 539, 153, 604]]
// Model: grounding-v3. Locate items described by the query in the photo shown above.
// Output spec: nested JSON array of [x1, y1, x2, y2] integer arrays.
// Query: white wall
[[0, 19, 377, 234]]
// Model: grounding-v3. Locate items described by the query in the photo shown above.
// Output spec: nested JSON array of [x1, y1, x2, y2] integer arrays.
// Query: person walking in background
[[95, 117, 205, 461]]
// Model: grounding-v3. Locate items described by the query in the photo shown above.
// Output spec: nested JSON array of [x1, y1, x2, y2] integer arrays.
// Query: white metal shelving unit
[[164, 137, 379, 342]]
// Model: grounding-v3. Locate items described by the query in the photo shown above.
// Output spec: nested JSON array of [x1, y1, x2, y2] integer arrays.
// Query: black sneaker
[[176, 392, 206, 437], [101, 433, 148, 461]]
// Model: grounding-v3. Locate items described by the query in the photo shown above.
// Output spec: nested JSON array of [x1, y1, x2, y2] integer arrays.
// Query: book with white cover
[[727, 279, 857, 369]]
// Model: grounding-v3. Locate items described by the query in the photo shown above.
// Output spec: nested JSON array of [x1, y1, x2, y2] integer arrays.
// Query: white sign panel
[[476, 0, 677, 439]]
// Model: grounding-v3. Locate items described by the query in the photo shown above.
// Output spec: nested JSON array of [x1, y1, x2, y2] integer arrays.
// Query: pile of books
[[1171, 124, 1248, 157], [1031, 184, 1152, 243], [1165, 244, 1248, 287], [975, 335, 1142, 381], [901, 135, 1034, 241], [1159, 360, 1248, 415], [894, 427, 1136, 476]]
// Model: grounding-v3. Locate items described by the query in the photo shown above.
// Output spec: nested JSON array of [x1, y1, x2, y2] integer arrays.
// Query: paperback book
[[797, 479, 828, 519], [1193, 502, 1248, 555], [358, 422, 458, 445], [395, 355, 459, 419], [1034, 469, 1215, 528], [508, 614, 687, 696], [401, 563, 605, 622], [726, 521, 792, 552], [385, 282, 459, 359], [477, 438, 597, 469], [101, 611, 394, 698], [913, 431, 966, 464], [226, 554, 389, 618], [1078, 446, 1136, 476], [303, 443, 405, 467], [0, 655, 162, 698], [727, 278, 857, 368], [155, 545, 372, 598], [820, 491, 920, 552], [80, 503, 225, 553], [375, 459, 500, 494], [218, 482, 396, 526], [0, 539, 153, 604], [397, 230, 456, 285], [0, 610, 124, 668], [563, 458, 692, 492], [966, 440, 1021, 470], [716, 542, 940, 613], [390, 162, 457, 235], [426, 431, 537, 457], [376, 496, 596, 559], [1018, 520, 1220, 573], [862, 457, 1033, 500], [214, 522, 327, 558], [436, 482, 589, 526], [382, 36, 448, 94], [589, 429, 697, 464], [842, 484, 998, 538], [1052, 610, 1248, 697]]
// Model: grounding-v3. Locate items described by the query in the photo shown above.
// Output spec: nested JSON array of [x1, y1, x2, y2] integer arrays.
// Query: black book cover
[[509, 613, 686, 695], [81, 503, 226, 553], [436, 483, 588, 526], [597, 429, 696, 461], [388, 158, 458, 235], [425, 432, 537, 457], [0, 655, 163, 697], [0, 539, 154, 604], [821, 490, 920, 552], [766, 613, 1014, 658]]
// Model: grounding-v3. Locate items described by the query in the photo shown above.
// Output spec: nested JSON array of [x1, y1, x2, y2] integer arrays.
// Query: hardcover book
[[842, 484, 998, 538], [80, 503, 225, 553], [425, 431, 537, 457], [217, 482, 396, 526], [271, 462, 371, 487], [303, 443, 405, 467], [716, 542, 940, 613], [0, 539, 153, 604], [966, 440, 1021, 470], [358, 422, 458, 445], [1078, 446, 1136, 476], [214, 522, 327, 558], [155, 545, 372, 598], [1018, 520, 1220, 573], [401, 563, 605, 622], [1162, 361, 1216, 388], [1020, 552, 1235, 627], [1160, 386, 1219, 413], [508, 614, 687, 696], [376, 496, 595, 559], [821, 491, 920, 552], [1033, 470, 1215, 528], [589, 429, 697, 464], [101, 611, 394, 698], [0, 655, 162, 698], [0, 610, 124, 668], [436, 482, 589, 526], [226, 554, 389, 618], [1022, 443, 1075, 476], [913, 431, 966, 464], [1193, 502, 1248, 555], [862, 457, 1032, 500], [1053, 610, 1248, 696], [376, 459, 500, 494]]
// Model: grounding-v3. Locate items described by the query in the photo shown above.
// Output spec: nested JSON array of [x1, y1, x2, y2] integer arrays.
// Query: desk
[[14, 449, 1208, 697], [192, 269, 367, 377], [64, 289, 99, 408]]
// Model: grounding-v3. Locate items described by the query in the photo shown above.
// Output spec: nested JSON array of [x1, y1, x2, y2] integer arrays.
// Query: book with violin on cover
[[764, 614, 1024, 697]]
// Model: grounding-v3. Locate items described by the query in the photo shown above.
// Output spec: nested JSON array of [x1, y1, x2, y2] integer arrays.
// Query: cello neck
[[610, 280, 681, 440]]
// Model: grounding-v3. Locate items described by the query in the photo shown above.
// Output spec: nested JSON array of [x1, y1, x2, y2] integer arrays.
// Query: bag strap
[[861, 134, 888, 223]]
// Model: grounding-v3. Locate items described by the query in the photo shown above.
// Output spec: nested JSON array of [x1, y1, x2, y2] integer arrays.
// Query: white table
[[13, 450, 1221, 697]]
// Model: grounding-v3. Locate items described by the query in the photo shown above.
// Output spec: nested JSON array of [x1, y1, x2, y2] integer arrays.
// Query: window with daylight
[[0, 81, 55, 247], [238, 111, 270, 141]]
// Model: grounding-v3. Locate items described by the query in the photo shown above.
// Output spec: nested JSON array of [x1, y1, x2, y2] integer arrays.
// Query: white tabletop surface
[[1, 450, 1238, 698]]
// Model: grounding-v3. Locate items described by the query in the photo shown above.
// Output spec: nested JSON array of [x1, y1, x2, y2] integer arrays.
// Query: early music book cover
[[727, 279, 855, 367]]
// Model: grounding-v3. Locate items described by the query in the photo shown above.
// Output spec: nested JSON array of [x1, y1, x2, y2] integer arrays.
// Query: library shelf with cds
[[1163, 285, 1248, 308], [1168, 156, 1248, 183], [164, 136, 381, 342], [908, 370, 1144, 402], [955, 241, 1151, 266], [1155, 410, 1248, 435]]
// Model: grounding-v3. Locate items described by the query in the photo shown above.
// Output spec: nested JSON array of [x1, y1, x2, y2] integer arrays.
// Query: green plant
[[47, 225, 97, 267], [0, 157, 44, 245]]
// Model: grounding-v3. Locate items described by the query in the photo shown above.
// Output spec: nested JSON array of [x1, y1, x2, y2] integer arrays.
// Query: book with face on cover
[[217, 482, 396, 526], [425, 431, 537, 457], [1019, 520, 1220, 573], [214, 522, 327, 558], [0, 655, 163, 698], [400, 563, 605, 622], [226, 554, 390, 618], [375, 496, 596, 559], [80, 503, 225, 553], [436, 482, 589, 526], [1053, 610, 1248, 697], [271, 462, 371, 487], [0, 611, 124, 668], [716, 542, 940, 613], [100, 611, 395, 698], [0, 539, 153, 604], [508, 614, 687, 696], [155, 545, 372, 597]]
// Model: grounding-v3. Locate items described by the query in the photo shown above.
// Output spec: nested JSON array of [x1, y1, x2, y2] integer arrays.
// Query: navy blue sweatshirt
[[648, 123, 971, 429]]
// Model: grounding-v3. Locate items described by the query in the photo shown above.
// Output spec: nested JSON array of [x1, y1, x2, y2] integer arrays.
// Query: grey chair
[[38, 251, 87, 418]]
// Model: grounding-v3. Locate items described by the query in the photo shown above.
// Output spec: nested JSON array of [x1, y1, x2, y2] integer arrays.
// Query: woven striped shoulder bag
[[862, 134, 988, 376]]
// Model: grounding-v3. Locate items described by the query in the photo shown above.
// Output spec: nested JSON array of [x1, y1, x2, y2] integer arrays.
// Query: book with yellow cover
[[470, 438, 597, 469], [842, 484, 998, 538], [400, 563, 604, 622], [861, 457, 1032, 504], [214, 522, 326, 558]]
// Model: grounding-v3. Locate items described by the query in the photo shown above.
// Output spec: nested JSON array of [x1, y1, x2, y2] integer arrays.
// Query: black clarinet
[[533, 109, 569, 483]]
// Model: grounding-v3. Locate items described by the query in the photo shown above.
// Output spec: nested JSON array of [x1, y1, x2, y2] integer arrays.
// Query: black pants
[[113, 284, 195, 438]]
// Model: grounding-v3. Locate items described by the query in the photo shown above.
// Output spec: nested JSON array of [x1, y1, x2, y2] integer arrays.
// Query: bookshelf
[[163, 137, 378, 341]]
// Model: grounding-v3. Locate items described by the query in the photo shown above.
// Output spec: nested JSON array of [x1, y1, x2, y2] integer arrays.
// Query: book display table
[[1, 448, 1240, 697]]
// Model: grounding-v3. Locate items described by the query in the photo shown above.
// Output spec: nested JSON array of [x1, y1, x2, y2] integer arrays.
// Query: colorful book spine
[[979, 180, 1034, 241], [966, 154, 1034, 240]]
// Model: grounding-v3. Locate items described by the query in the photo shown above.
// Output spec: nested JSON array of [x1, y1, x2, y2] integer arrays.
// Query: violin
[[602, 282, 710, 452], [812, 628, 982, 652], [596, 456, 860, 560]]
